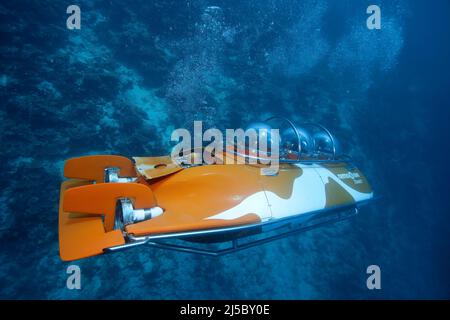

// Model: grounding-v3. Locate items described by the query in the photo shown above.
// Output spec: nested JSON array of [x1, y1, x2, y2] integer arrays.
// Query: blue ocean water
[[0, 0, 449, 299]]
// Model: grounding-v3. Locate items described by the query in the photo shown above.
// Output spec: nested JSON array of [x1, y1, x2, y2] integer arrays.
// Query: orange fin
[[58, 180, 125, 261], [59, 181, 156, 261], [64, 155, 136, 182], [63, 182, 156, 232]]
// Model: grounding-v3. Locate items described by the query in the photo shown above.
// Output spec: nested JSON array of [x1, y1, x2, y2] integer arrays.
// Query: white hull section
[[206, 164, 373, 221]]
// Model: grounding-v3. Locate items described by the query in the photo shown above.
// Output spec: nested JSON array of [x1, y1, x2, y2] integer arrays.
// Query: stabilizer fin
[[59, 181, 155, 261], [64, 155, 136, 183]]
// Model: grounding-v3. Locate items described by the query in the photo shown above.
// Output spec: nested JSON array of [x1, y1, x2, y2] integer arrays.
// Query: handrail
[[105, 205, 364, 256]]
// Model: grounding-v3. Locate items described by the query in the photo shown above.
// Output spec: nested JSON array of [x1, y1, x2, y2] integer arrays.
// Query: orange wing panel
[[63, 182, 156, 231], [133, 156, 183, 179], [59, 180, 125, 261], [64, 155, 136, 182]]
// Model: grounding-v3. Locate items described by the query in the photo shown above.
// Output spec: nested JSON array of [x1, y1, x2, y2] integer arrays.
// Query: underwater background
[[0, 0, 449, 299]]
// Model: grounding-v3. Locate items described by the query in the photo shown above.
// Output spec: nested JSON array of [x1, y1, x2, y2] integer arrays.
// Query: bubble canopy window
[[244, 117, 342, 162]]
